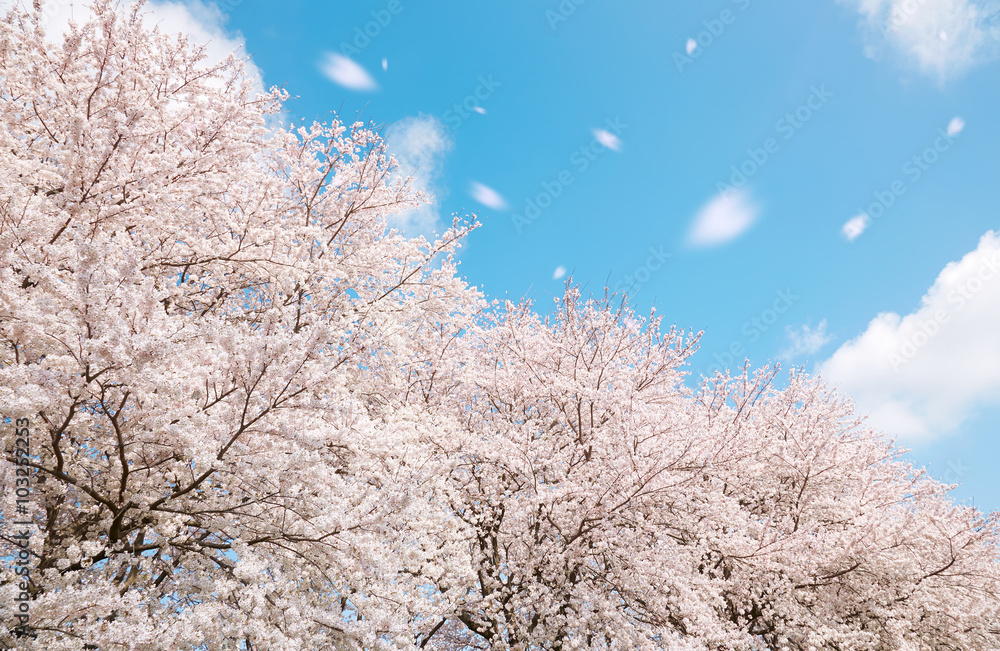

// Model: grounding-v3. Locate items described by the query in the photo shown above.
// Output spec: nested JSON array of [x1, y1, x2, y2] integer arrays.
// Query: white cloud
[[473, 106, 487, 115], [382, 57, 388, 71], [469, 182, 507, 210], [947, 115, 966, 135], [3, 0, 264, 87], [841, 0, 1000, 80], [319, 52, 379, 92], [780, 320, 835, 361], [592, 128, 623, 152], [686, 38, 698, 55], [385, 115, 453, 235], [553, 266, 567, 280], [819, 231, 1000, 442], [686, 188, 760, 248], [842, 213, 871, 241]]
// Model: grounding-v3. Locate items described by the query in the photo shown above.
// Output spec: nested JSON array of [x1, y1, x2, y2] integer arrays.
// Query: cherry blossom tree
[[1, 2, 999, 650], [420, 292, 1000, 650], [0, 2, 480, 648]]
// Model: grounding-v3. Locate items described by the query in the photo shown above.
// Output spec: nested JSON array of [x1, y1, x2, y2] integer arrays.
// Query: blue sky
[[38, 0, 1000, 509]]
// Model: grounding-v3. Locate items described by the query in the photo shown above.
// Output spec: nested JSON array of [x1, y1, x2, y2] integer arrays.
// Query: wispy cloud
[[469, 182, 507, 210], [840, 0, 1000, 80], [687, 188, 760, 248], [819, 230, 1000, 442], [319, 52, 379, 91], [842, 214, 870, 241], [780, 320, 835, 361], [686, 38, 698, 55], [553, 266, 567, 280], [385, 115, 453, 235]]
